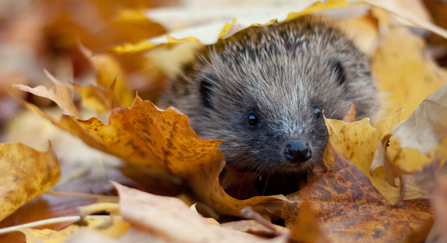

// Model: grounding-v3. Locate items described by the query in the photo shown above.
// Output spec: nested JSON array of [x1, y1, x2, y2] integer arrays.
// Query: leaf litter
[[1, 0, 447, 242]]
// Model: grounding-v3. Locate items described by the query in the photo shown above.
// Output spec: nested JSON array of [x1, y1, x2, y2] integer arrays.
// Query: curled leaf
[[370, 134, 409, 187], [13, 70, 81, 119], [392, 84, 447, 155]]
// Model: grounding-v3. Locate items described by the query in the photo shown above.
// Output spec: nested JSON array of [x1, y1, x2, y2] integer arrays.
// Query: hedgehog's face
[[193, 51, 365, 175], [184, 19, 376, 175]]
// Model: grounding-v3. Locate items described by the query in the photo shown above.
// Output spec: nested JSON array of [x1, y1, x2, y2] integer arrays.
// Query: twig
[[239, 206, 281, 236], [47, 191, 119, 203], [0, 215, 122, 235]]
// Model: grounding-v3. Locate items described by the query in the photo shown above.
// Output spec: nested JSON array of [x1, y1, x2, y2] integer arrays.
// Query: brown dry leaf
[[342, 102, 356, 123], [268, 148, 432, 242], [112, 183, 289, 243], [13, 70, 82, 119], [372, 27, 447, 121], [424, 0, 447, 45], [288, 200, 329, 243], [325, 110, 403, 203], [73, 80, 120, 113], [402, 217, 434, 243], [409, 142, 447, 193], [431, 174, 447, 242], [0, 142, 60, 221], [391, 83, 447, 155]]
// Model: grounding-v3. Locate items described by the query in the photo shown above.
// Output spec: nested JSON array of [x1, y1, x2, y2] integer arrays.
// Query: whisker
[[262, 172, 271, 196]]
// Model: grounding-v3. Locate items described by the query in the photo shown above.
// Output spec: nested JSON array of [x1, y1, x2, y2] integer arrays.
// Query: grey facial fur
[[159, 16, 378, 176]]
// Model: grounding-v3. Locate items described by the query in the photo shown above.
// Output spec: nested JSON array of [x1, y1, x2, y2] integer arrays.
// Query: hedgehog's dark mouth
[[230, 155, 322, 175]]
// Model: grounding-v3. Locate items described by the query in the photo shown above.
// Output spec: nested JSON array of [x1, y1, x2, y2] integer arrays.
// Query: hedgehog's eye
[[313, 108, 321, 119], [329, 58, 346, 85], [248, 113, 258, 126]]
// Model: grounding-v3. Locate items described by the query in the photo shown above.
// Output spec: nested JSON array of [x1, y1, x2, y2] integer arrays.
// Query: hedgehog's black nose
[[284, 140, 312, 163]]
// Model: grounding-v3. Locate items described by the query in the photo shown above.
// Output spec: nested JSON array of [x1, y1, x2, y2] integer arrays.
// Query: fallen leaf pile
[[0, 0, 447, 243]]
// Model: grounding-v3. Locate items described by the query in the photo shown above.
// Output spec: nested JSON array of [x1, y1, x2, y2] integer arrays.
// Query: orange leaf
[[15, 80, 288, 217], [288, 200, 329, 243]]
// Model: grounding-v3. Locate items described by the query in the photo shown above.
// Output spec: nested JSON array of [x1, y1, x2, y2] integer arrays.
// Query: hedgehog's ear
[[328, 58, 346, 85], [200, 79, 214, 109]]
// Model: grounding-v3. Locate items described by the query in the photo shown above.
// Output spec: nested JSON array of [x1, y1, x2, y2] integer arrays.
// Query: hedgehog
[[159, 16, 378, 194]]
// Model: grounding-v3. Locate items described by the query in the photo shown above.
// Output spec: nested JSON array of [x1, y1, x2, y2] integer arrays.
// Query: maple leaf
[[14, 74, 289, 217], [267, 147, 432, 242]]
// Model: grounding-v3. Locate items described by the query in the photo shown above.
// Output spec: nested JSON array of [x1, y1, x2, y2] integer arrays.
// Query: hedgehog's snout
[[284, 140, 312, 163]]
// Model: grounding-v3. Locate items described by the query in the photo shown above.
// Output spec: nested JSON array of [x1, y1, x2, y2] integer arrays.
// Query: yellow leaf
[[372, 28, 447, 120], [0, 142, 60, 221], [109, 0, 350, 53], [19, 217, 130, 243], [79, 45, 135, 108], [325, 110, 402, 203], [73, 81, 120, 113]]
